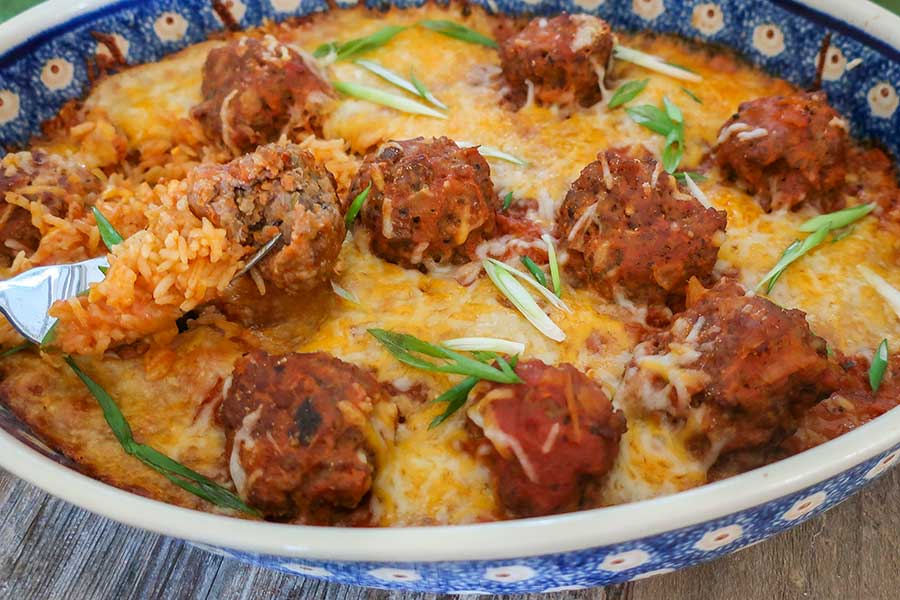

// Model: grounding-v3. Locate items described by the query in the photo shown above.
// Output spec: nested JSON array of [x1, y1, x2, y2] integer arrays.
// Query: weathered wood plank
[[0, 466, 897, 599]]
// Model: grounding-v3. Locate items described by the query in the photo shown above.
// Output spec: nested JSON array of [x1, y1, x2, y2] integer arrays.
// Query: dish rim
[[0, 0, 899, 563]]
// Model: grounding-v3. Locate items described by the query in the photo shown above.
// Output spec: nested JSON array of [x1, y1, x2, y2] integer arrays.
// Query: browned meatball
[[347, 137, 501, 269], [220, 351, 396, 523], [499, 14, 615, 109], [467, 359, 626, 518], [187, 143, 344, 293], [714, 92, 849, 212], [0, 151, 101, 264], [618, 279, 839, 461], [558, 150, 727, 307], [191, 35, 333, 154]]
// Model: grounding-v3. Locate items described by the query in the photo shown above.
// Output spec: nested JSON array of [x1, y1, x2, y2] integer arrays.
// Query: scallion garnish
[[332, 80, 447, 119], [40, 321, 59, 348], [313, 25, 407, 61], [331, 280, 360, 304], [502, 191, 513, 211], [483, 260, 565, 342], [798, 203, 876, 233], [429, 376, 480, 429], [859, 265, 900, 320], [368, 329, 522, 383], [457, 141, 528, 166], [626, 98, 685, 173], [613, 45, 702, 82], [442, 337, 525, 355], [681, 87, 703, 104], [607, 79, 649, 109], [485, 257, 571, 313], [0, 343, 29, 358], [756, 227, 830, 293], [673, 171, 708, 183], [417, 19, 497, 48], [869, 339, 889, 393], [520, 256, 547, 287], [542, 234, 562, 298], [92, 207, 123, 250], [345, 183, 371, 229], [410, 68, 448, 110], [64, 356, 259, 515], [354, 60, 448, 111]]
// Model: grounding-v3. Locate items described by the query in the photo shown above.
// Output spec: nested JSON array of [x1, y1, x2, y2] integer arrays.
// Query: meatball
[[467, 359, 626, 518], [347, 137, 501, 269], [714, 92, 849, 212], [0, 151, 101, 264], [187, 143, 344, 294], [558, 150, 727, 307], [191, 35, 333, 154], [499, 14, 615, 109], [617, 278, 839, 460], [220, 351, 396, 523]]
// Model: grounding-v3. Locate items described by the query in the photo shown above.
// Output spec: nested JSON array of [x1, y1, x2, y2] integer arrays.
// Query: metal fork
[[0, 233, 283, 345]]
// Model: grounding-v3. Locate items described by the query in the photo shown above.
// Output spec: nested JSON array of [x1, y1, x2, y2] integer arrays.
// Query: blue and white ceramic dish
[[1, 0, 899, 593]]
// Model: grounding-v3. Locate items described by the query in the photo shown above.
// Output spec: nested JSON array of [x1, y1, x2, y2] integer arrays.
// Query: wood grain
[[1, 465, 898, 599]]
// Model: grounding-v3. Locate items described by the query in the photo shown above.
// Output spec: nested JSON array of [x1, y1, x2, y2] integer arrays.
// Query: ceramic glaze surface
[[0, 0, 899, 592]]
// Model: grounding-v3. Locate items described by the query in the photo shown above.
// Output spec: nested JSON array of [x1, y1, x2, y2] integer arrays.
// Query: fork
[[0, 233, 283, 345]]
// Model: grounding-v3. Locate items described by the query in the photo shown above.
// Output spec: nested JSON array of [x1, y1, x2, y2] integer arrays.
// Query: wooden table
[[1, 466, 898, 599]]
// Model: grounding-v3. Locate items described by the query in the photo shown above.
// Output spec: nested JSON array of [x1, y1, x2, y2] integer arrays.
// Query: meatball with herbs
[[187, 143, 344, 294], [499, 14, 615, 110], [617, 278, 839, 463], [467, 359, 626, 518], [714, 91, 849, 212], [192, 35, 333, 154], [558, 150, 727, 307], [220, 351, 396, 524], [347, 137, 501, 269]]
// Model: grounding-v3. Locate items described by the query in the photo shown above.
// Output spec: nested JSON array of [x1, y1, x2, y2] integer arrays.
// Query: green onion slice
[[345, 183, 371, 229], [798, 203, 875, 233], [40, 321, 59, 348], [314, 25, 407, 61], [332, 80, 447, 119], [613, 45, 702, 82], [542, 234, 563, 298], [354, 60, 448, 111], [520, 256, 547, 287], [681, 87, 703, 104], [368, 329, 522, 383], [625, 104, 674, 135], [757, 226, 830, 293], [673, 171, 708, 183], [442, 337, 525, 355], [869, 339, 889, 393], [417, 19, 497, 48], [682, 173, 712, 209], [92, 207, 123, 250], [0, 343, 30, 358], [457, 141, 528, 166], [410, 68, 448, 110], [483, 260, 565, 342], [429, 376, 480, 429], [607, 79, 649, 109], [64, 356, 259, 515], [859, 265, 900, 320], [331, 280, 359, 304], [502, 191, 513, 211], [485, 257, 570, 313]]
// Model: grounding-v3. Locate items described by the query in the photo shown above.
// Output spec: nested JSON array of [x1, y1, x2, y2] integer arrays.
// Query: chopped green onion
[[798, 203, 875, 233], [682, 173, 712, 209], [520, 256, 547, 287], [859, 265, 900, 320], [410, 68, 448, 110], [92, 207, 123, 250], [98, 265, 109, 275], [681, 87, 703, 104], [457, 141, 528, 166], [502, 191, 513, 211], [607, 79, 649, 109], [40, 321, 59, 348], [368, 329, 522, 383], [869, 339, 889, 393], [314, 25, 407, 61], [429, 376, 480, 428], [417, 19, 497, 48], [627, 99, 685, 174], [662, 96, 684, 124], [485, 258, 571, 313], [442, 337, 525, 355], [0, 343, 30, 358], [757, 226, 830, 293], [483, 260, 565, 342], [542, 234, 562, 298], [332, 80, 447, 119], [613, 45, 702, 82], [64, 356, 259, 515], [673, 171, 708, 183], [625, 104, 673, 135], [345, 183, 371, 229], [331, 280, 359, 304], [354, 60, 448, 111]]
